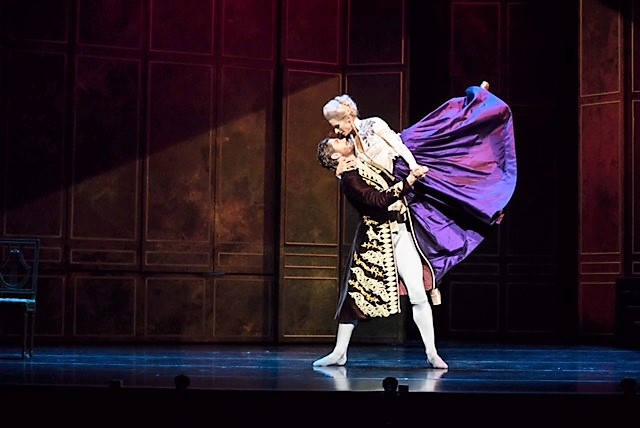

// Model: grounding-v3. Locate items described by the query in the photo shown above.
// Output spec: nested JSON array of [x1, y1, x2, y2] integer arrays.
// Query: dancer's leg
[[312, 322, 356, 367], [411, 302, 448, 369], [394, 226, 448, 369]]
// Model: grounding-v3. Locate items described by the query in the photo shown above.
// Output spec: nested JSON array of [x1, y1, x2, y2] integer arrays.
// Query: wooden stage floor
[[1, 340, 639, 426]]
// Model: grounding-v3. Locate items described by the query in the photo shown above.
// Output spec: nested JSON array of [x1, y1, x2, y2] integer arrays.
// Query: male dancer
[[314, 135, 447, 369]]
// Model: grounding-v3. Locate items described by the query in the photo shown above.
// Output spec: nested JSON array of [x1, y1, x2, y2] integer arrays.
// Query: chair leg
[[22, 310, 28, 359], [28, 311, 35, 358]]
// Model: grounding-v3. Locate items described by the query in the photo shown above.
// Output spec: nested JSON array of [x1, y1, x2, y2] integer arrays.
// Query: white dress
[[353, 116, 419, 174]]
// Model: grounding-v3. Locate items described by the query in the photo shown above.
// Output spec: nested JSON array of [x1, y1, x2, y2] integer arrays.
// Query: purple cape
[[394, 86, 517, 282]]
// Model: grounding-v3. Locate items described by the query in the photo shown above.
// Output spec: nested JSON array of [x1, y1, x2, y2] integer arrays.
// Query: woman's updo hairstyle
[[322, 94, 359, 121]]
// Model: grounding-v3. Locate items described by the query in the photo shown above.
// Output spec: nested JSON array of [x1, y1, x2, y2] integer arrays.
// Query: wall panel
[[73, 274, 137, 336], [145, 61, 214, 271], [507, 3, 558, 104], [35, 275, 67, 337], [580, 102, 622, 255], [348, 0, 404, 65], [451, 2, 500, 92], [71, 55, 141, 269], [280, 70, 342, 340], [449, 281, 499, 333], [221, 0, 276, 60], [284, 0, 341, 65], [4, 51, 67, 240], [345, 72, 403, 130], [632, 3, 640, 276], [283, 71, 341, 245], [77, 0, 142, 49], [580, 281, 617, 334], [213, 276, 273, 340], [150, 0, 214, 54], [580, 0, 620, 97], [578, 0, 624, 335], [215, 65, 275, 274], [506, 281, 557, 333], [6, 0, 69, 43], [634, 101, 640, 274], [503, 110, 556, 257], [144, 276, 205, 337]]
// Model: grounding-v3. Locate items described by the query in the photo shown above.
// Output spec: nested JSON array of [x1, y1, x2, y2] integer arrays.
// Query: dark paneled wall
[[409, 1, 579, 341], [2, 0, 631, 345], [578, 0, 639, 336], [579, 0, 622, 336], [1, 0, 278, 342]]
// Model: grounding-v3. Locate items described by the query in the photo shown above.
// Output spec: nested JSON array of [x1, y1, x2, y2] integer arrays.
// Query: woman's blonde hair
[[322, 94, 359, 121]]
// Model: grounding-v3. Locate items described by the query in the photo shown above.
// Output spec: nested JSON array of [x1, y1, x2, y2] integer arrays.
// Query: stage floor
[[1, 340, 639, 394], [1, 340, 639, 426]]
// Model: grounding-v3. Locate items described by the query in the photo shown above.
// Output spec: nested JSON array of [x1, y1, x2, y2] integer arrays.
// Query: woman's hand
[[336, 155, 357, 177], [408, 165, 429, 185], [411, 165, 429, 178]]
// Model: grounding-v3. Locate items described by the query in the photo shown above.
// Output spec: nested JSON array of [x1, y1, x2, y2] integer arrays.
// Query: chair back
[[0, 238, 40, 308]]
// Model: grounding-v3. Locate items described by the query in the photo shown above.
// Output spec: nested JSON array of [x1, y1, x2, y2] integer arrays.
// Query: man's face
[[329, 137, 354, 157], [328, 117, 354, 137]]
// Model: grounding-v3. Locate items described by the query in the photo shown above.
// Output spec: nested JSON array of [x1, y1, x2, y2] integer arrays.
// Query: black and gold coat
[[335, 161, 425, 322]]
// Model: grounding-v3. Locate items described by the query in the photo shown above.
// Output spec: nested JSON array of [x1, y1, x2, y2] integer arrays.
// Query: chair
[[0, 238, 40, 358]]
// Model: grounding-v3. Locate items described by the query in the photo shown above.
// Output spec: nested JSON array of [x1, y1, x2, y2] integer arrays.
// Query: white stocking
[[394, 226, 428, 305], [394, 225, 448, 369], [312, 322, 355, 366], [412, 302, 448, 369]]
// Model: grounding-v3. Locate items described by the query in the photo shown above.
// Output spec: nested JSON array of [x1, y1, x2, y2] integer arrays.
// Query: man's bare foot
[[480, 81, 490, 90]]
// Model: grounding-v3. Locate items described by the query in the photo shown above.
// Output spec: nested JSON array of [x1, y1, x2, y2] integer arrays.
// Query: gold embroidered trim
[[347, 216, 400, 318]]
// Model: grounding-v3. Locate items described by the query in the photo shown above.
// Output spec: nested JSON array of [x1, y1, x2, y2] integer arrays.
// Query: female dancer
[[321, 82, 516, 291]]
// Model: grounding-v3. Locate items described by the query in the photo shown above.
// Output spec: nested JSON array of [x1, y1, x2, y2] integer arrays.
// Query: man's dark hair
[[317, 137, 338, 172]]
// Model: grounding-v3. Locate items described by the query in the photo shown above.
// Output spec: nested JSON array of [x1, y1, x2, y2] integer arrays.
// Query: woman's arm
[[372, 118, 419, 170]]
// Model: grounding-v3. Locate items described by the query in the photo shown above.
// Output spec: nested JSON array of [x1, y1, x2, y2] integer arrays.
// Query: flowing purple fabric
[[394, 86, 517, 282]]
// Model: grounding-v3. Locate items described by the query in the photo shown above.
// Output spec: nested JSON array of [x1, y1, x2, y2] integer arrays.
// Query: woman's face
[[329, 137, 354, 157], [328, 117, 354, 137]]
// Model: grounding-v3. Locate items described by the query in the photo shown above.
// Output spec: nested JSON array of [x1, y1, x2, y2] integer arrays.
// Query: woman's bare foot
[[480, 81, 490, 90]]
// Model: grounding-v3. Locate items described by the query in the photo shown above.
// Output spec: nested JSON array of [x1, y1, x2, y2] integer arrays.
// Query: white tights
[[394, 225, 448, 369], [312, 322, 355, 367], [313, 224, 447, 369]]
